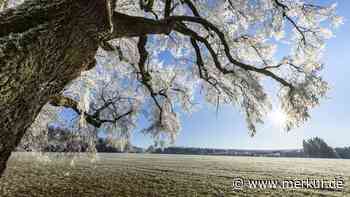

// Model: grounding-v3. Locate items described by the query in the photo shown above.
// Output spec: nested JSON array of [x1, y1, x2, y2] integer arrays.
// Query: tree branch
[[137, 36, 164, 121], [49, 95, 132, 128], [109, 12, 176, 39], [172, 16, 293, 89], [164, 0, 171, 18], [0, 1, 176, 39], [273, 0, 308, 44]]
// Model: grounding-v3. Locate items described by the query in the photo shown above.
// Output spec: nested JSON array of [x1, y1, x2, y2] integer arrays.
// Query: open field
[[1, 153, 349, 197]]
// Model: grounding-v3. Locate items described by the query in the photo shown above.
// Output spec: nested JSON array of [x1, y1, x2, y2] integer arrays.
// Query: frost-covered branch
[[49, 93, 133, 128]]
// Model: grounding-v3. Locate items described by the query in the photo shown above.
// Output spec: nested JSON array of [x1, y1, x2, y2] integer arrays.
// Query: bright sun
[[269, 109, 287, 127]]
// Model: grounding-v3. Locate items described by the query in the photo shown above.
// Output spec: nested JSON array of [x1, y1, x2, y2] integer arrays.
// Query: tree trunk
[[0, 0, 109, 176], [0, 0, 175, 176]]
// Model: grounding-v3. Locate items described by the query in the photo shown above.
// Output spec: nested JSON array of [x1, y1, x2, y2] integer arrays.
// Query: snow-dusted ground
[[1, 153, 349, 196]]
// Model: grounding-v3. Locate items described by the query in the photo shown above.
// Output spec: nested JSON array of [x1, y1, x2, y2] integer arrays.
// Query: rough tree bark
[[0, 0, 174, 176]]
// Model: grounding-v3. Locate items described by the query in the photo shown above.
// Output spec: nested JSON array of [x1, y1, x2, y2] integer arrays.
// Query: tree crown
[[2, 0, 342, 150]]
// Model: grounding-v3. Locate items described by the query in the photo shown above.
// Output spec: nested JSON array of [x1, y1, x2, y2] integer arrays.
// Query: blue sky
[[132, 1, 350, 150]]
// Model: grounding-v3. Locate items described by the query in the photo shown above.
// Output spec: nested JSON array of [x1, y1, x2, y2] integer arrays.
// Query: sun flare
[[269, 109, 287, 127]]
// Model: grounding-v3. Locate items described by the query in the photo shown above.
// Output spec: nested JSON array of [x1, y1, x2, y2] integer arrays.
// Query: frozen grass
[[1, 153, 349, 196]]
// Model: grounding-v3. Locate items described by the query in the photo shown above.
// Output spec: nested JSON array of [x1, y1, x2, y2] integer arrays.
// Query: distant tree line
[[19, 128, 350, 159], [95, 138, 143, 153], [303, 137, 350, 159], [149, 146, 304, 157], [19, 126, 143, 153], [149, 137, 350, 159], [334, 147, 350, 159]]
